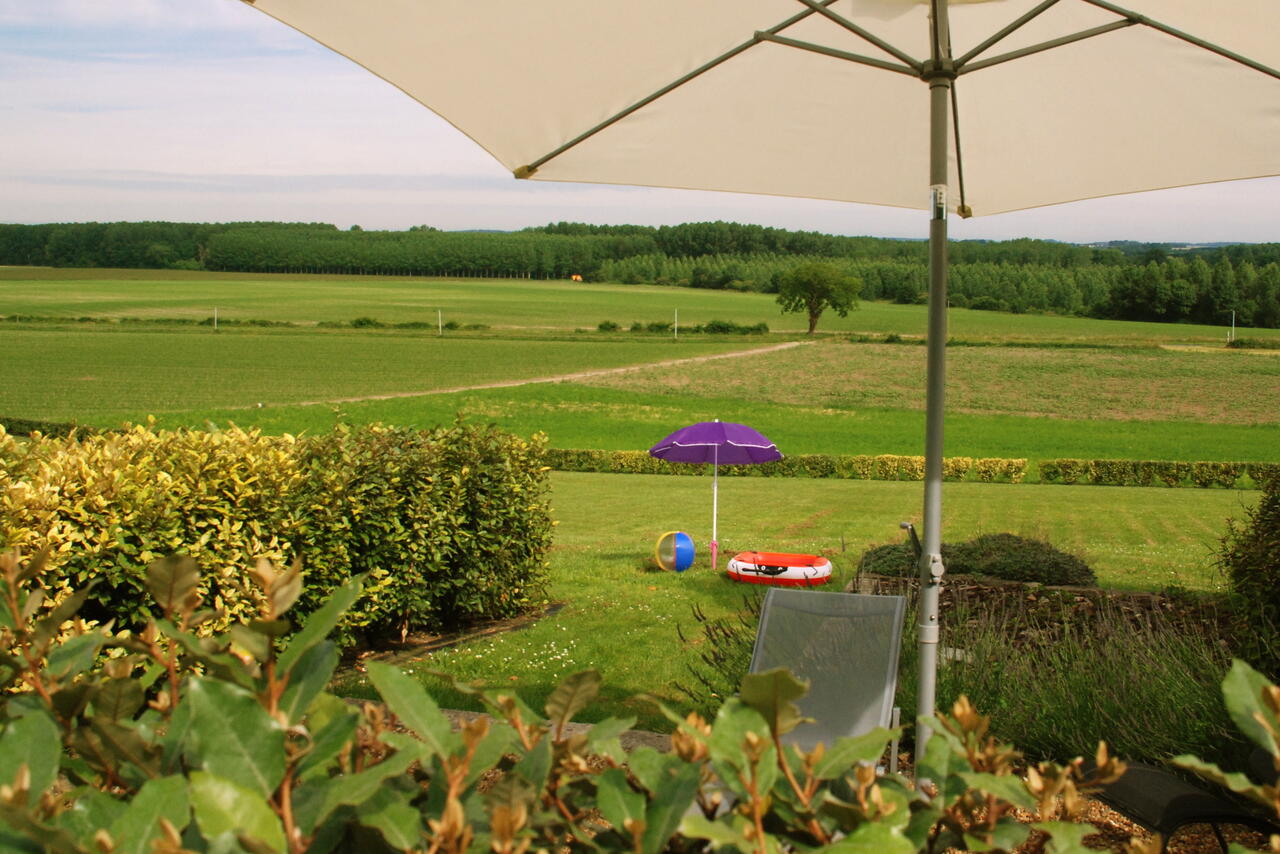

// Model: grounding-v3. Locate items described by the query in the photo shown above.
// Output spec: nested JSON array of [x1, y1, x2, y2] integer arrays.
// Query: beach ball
[[655, 531, 696, 572]]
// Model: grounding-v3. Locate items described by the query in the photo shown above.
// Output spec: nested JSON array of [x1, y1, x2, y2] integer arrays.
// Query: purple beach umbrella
[[649, 420, 782, 569]]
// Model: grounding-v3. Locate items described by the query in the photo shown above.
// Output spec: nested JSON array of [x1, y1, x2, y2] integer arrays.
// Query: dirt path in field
[[292, 339, 811, 407], [1161, 343, 1280, 356]]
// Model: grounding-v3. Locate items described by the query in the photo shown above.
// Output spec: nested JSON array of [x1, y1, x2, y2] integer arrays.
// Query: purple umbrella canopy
[[648, 420, 782, 466], [649, 420, 782, 569]]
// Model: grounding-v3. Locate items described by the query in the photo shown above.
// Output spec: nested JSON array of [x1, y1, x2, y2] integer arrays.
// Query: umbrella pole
[[916, 0, 953, 762], [711, 446, 719, 569]]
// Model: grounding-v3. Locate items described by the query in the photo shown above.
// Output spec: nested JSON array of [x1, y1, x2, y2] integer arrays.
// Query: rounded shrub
[[1219, 473, 1280, 674], [951, 533, 1096, 586], [857, 533, 1096, 586]]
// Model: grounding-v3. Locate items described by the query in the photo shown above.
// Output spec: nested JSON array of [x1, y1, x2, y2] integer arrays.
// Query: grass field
[[337, 471, 1254, 726], [0, 326, 757, 423], [150, 383, 1279, 463], [5, 270, 1277, 462], [5, 266, 1280, 343]]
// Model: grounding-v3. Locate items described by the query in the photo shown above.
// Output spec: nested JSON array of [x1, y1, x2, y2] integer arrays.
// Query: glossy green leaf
[[641, 762, 701, 854], [278, 641, 337, 727], [354, 786, 422, 849], [228, 625, 270, 663], [595, 768, 645, 839], [144, 556, 200, 618], [544, 669, 601, 737], [1034, 821, 1100, 854], [184, 677, 284, 798], [586, 715, 636, 764], [268, 559, 303, 618], [463, 723, 514, 789], [965, 815, 1031, 852], [623, 747, 680, 795], [512, 735, 552, 790], [1174, 755, 1272, 808], [45, 632, 104, 680], [0, 710, 61, 796], [678, 813, 752, 847], [53, 787, 128, 840], [296, 710, 360, 781], [292, 752, 416, 836], [709, 699, 775, 797], [277, 577, 363, 675], [813, 727, 897, 779], [189, 771, 286, 854], [1221, 659, 1278, 754], [903, 805, 945, 851], [31, 586, 93, 649], [110, 775, 190, 854], [0, 813, 63, 854], [916, 718, 969, 803], [826, 820, 917, 854], [91, 678, 146, 722], [739, 667, 810, 737], [159, 693, 195, 775], [958, 772, 1037, 811], [364, 661, 455, 758]]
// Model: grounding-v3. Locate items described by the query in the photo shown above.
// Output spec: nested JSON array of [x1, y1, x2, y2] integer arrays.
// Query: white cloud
[[0, 0, 1277, 241], [0, 0, 258, 32]]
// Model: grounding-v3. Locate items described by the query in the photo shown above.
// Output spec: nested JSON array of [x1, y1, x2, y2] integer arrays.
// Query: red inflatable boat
[[726, 551, 832, 587]]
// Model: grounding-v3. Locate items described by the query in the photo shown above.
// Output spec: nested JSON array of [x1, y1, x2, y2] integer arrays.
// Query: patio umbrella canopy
[[244, 0, 1280, 756], [649, 420, 783, 570]]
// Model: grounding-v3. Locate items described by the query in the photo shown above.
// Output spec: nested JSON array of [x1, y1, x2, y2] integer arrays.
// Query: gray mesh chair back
[[749, 588, 906, 751]]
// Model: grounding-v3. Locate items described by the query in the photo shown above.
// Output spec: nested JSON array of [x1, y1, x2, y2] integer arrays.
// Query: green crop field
[[5, 266, 1279, 342], [0, 326, 758, 423], [4, 269, 1278, 463]]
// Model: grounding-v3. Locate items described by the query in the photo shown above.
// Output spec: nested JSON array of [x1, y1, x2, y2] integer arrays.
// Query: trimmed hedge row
[[544, 448, 1027, 483], [1039, 458, 1279, 489], [0, 420, 552, 644], [547, 448, 1276, 489]]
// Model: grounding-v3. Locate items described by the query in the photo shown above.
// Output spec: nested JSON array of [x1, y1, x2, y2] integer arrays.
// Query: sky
[[2, 0, 1278, 245]]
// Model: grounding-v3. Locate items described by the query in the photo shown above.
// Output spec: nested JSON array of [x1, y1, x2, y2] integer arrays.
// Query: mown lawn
[[336, 471, 1253, 728]]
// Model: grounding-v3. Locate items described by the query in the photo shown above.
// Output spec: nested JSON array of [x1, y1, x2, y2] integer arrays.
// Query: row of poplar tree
[[0, 220, 1276, 328]]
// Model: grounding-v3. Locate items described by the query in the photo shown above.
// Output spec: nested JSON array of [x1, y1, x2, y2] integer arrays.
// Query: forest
[[1, 219, 1277, 328]]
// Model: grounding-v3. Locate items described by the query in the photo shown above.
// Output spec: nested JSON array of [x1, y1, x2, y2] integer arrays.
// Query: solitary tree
[[775, 261, 862, 334]]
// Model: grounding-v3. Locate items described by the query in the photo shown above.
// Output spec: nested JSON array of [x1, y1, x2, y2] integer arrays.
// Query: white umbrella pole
[[915, 0, 952, 762], [711, 445, 719, 569]]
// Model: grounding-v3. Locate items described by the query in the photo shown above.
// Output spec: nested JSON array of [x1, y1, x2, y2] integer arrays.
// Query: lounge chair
[[748, 587, 907, 767]]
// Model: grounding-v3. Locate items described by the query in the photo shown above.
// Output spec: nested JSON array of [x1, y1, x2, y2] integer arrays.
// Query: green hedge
[[544, 449, 1026, 483], [0, 420, 552, 644], [1038, 458, 1278, 489], [546, 449, 1275, 489]]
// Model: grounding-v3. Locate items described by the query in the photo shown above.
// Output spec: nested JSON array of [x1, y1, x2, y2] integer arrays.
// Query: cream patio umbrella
[[241, 0, 1280, 754]]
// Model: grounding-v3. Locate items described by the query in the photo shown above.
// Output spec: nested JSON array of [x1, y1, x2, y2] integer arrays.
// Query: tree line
[[1, 220, 1276, 327]]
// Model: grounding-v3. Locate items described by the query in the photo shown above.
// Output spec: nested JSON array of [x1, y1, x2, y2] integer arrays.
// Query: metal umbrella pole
[[711, 443, 720, 570], [915, 0, 952, 759]]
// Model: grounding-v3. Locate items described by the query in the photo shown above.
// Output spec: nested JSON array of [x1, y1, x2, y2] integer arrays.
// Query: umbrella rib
[[953, 0, 1063, 70], [1080, 0, 1280, 81], [755, 33, 919, 77], [515, 0, 842, 177], [788, 0, 923, 72], [950, 82, 971, 219], [957, 20, 1136, 75]]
